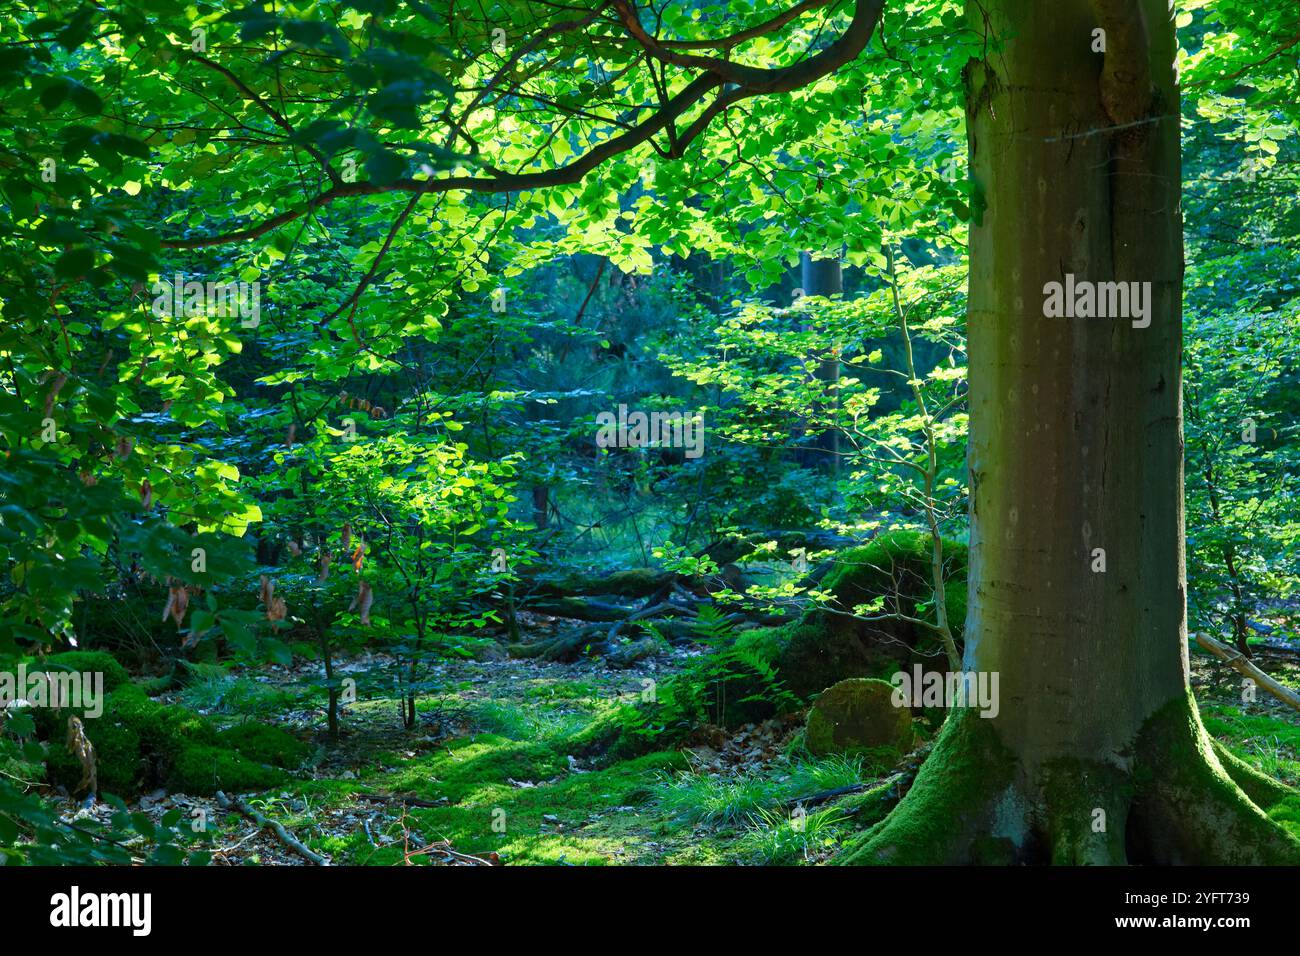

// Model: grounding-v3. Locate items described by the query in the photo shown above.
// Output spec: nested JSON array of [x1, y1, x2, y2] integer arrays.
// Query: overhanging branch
[[162, 0, 884, 250]]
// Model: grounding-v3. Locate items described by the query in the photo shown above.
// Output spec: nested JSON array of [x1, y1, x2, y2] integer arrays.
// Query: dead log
[[518, 596, 637, 623], [507, 625, 604, 661], [520, 568, 679, 601], [1195, 632, 1300, 713]]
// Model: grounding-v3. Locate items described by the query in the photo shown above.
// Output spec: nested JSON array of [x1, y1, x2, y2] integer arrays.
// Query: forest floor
[[57, 630, 1300, 865]]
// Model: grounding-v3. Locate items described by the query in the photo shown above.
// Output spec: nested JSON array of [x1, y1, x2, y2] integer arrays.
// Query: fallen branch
[[519, 596, 639, 623], [507, 624, 604, 661], [605, 600, 687, 643], [214, 791, 330, 866], [520, 569, 683, 602], [781, 782, 871, 807], [1195, 632, 1300, 713], [354, 791, 448, 810], [402, 839, 499, 866]]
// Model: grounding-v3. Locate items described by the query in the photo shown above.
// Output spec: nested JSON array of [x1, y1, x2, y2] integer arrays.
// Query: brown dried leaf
[[349, 581, 373, 626], [166, 586, 189, 626], [66, 716, 97, 797]]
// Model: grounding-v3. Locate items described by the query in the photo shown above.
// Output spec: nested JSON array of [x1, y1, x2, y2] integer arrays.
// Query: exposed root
[[837, 708, 1017, 865], [1039, 759, 1130, 865], [838, 693, 1300, 865], [1211, 740, 1293, 810], [1128, 693, 1300, 865]]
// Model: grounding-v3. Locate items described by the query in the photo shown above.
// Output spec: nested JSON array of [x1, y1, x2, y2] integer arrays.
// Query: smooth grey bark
[[962, 0, 1187, 767]]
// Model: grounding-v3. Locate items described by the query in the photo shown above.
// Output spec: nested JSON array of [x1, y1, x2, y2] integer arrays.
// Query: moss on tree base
[[838, 693, 1300, 865], [837, 705, 1017, 865]]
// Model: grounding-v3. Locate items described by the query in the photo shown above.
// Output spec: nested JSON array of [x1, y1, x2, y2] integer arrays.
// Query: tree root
[[838, 693, 1300, 865]]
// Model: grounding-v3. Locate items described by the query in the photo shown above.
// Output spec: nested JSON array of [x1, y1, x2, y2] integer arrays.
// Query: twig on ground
[[215, 791, 330, 866]]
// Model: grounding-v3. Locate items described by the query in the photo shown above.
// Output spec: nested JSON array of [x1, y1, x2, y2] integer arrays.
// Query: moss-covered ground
[[17, 629, 1300, 865]]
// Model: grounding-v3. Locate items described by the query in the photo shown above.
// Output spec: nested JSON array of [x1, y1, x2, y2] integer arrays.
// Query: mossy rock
[[805, 678, 913, 758], [44, 685, 201, 795], [45, 714, 143, 797], [817, 532, 968, 639], [775, 530, 967, 699], [108, 684, 218, 756]]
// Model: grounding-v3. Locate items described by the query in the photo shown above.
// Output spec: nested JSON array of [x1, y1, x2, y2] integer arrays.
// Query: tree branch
[[162, 0, 884, 249]]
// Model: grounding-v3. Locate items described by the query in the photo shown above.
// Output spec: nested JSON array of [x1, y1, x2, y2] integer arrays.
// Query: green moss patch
[[37, 650, 131, 692], [214, 723, 312, 769], [43, 684, 309, 798], [837, 708, 1016, 865]]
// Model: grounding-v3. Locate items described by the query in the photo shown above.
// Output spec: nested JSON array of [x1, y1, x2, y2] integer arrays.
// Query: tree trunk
[[531, 485, 550, 529], [800, 251, 843, 474], [1203, 450, 1252, 656], [322, 638, 339, 740], [845, 0, 1299, 864]]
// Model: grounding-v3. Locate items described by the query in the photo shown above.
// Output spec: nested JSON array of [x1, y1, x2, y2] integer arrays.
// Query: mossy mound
[[774, 530, 967, 699], [214, 723, 311, 769], [805, 678, 913, 758], [44, 683, 308, 798], [35, 650, 130, 692], [45, 714, 143, 795], [168, 745, 285, 794], [632, 532, 968, 733]]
